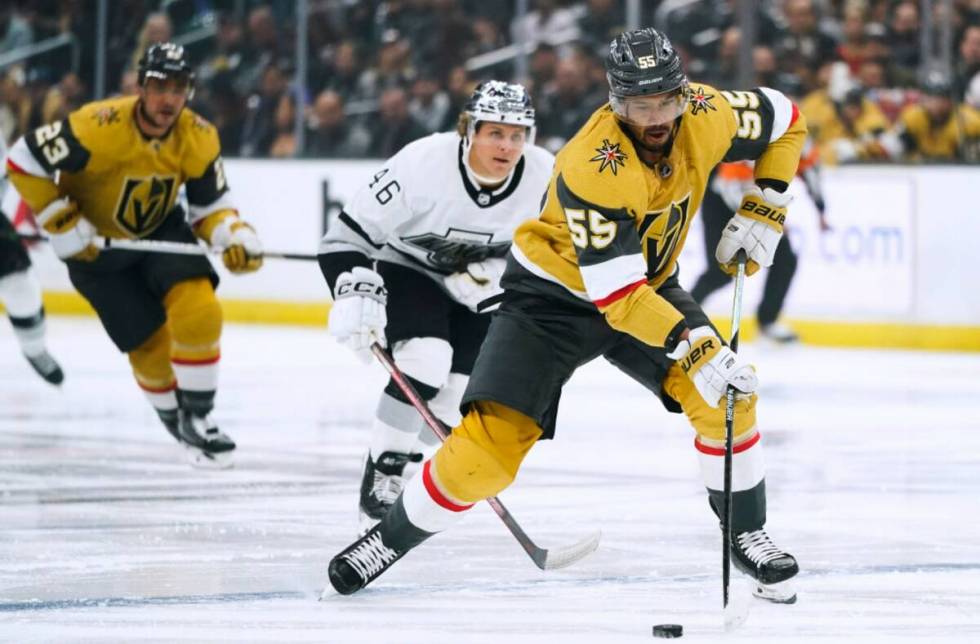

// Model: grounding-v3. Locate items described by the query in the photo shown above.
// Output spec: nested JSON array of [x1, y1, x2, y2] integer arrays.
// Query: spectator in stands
[[197, 12, 248, 97], [896, 70, 980, 162], [576, 0, 626, 59], [322, 40, 362, 101], [802, 62, 900, 165], [775, 0, 840, 93], [367, 86, 428, 158], [268, 93, 298, 158], [885, 1, 920, 85], [527, 43, 559, 95], [0, 2, 35, 54], [955, 25, 980, 101], [128, 12, 172, 75], [119, 69, 138, 96], [439, 64, 475, 131], [836, 5, 870, 74], [240, 62, 289, 158], [304, 90, 371, 158], [510, 0, 583, 49], [536, 55, 601, 152], [409, 70, 451, 134], [355, 30, 415, 103], [754, 44, 804, 97], [237, 5, 290, 100]]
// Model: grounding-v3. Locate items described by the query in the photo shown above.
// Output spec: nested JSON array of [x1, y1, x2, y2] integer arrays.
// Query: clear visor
[[609, 90, 688, 127]]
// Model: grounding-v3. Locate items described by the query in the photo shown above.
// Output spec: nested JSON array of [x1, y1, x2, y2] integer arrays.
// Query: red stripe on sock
[[137, 381, 177, 394], [694, 431, 761, 456], [171, 353, 221, 366], [422, 461, 474, 513]]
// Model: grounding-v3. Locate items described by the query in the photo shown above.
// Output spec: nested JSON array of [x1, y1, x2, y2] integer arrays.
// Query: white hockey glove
[[666, 326, 758, 408], [715, 186, 791, 276], [328, 266, 388, 353], [35, 197, 99, 261], [210, 218, 263, 273], [443, 258, 506, 313]]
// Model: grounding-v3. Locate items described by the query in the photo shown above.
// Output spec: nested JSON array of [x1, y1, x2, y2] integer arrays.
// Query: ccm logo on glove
[[336, 281, 387, 299]]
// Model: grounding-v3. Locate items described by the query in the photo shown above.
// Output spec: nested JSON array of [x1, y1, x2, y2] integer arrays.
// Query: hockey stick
[[722, 250, 748, 612], [18, 233, 317, 261], [369, 341, 601, 571]]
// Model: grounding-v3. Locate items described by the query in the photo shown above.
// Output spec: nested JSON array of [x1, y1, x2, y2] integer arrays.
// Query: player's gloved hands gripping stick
[[667, 326, 757, 408], [35, 197, 99, 261], [211, 218, 264, 273], [715, 186, 791, 276]]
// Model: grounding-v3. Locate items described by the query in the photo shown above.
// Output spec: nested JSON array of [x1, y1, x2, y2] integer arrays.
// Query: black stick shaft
[[723, 250, 747, 608]]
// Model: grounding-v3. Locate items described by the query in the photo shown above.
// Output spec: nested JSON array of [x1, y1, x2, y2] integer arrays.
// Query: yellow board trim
[[4, 291, 979, 351]]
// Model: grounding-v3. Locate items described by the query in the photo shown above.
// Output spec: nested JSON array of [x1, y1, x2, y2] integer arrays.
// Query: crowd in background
[[1, 0, 978, 163]]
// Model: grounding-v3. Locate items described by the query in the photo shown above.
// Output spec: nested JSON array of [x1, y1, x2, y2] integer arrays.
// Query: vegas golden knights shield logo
[[638, 194, 691, 279], [114, 176, 176, 236]]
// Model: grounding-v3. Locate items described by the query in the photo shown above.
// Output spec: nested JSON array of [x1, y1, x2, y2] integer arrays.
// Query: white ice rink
[[2, 316, 979, 643]]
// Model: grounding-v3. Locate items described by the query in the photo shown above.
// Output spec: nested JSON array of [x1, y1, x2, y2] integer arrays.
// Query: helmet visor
[[609, 89, 688, 127]]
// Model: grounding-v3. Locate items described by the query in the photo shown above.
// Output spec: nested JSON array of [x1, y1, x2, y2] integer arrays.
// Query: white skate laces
[[736, 529, 786, 566], [342, 532, 399, 580]]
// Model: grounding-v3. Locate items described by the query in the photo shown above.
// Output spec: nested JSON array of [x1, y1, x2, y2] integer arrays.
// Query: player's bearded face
[[468, 122, 528, 182], [611, 89, 687, 152], [139, 76, 192, 131]]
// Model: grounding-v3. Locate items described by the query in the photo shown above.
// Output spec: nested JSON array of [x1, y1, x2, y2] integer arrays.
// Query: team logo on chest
[[637, 194, 691, 278], [92, 107, 120, 126], [590, 139, 628, 175], [689, 86, 716, 115], [113, 175, 177, 236], [402, 228, 509, 272]]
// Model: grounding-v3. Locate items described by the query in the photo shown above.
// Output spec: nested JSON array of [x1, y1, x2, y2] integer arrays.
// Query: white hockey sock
[[172, 357, 219, 399], [371, 392, 425, 459], [0, 268, 46, 356], [401, 459, 474, 533], [695, 428, 766, 493], [140, 384, 178, 413]]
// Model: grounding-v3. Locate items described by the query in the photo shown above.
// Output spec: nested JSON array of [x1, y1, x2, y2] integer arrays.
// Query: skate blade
[[753, 579, 797, 604], [185, 446, 235, 470]]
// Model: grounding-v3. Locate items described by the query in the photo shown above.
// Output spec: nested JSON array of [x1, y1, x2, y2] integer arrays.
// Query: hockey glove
[[35, 197, 99, 261], [443, 258, 506, 313], [211, 219, 263, 273], [328, 266, 388, 352], [715, 186, 791, 276], [666, 326, 757, 408]]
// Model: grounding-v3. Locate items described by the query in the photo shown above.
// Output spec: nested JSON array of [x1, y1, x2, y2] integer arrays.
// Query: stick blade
[[534, 530, 602, 570]]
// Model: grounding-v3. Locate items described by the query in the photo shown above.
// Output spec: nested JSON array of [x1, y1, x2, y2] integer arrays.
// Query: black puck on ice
[[652, 624, 683, 638]]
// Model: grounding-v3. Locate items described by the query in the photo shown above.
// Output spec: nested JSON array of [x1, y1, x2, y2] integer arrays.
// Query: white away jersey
[[318, 132, 554, 287]]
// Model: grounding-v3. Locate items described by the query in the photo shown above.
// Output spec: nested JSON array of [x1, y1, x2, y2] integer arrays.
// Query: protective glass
[[609, 89, 689, 127]]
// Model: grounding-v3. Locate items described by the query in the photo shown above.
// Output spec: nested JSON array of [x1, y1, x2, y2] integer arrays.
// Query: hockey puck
[[652, 624, 683, 638]]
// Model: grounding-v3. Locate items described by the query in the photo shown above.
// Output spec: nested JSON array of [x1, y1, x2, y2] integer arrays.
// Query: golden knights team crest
[[590, 139, 628, 175], [638, 194, 691, 277], [114, 175, 177, 236]]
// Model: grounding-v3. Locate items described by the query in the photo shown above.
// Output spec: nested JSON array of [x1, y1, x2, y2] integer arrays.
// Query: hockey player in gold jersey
[[6, 43, 263, 468], [328, 29, 805, 601]]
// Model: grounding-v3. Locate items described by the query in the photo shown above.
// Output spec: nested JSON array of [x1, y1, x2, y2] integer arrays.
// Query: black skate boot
[[24, 351, 64, 385], [358, 451, 423, 533], [157, 408, 181, 443], [328, 496, 434, 596], [177, 409, 236, 469], [731, 527, 799, 603]]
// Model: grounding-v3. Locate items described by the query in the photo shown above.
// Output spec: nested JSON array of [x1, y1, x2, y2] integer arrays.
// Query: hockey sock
[[128, 324, 178, 417], [400, 459, 475, 534], [165, 279, 221, 410], [0, 268, 46, 356], [696, 430, 767, 531]]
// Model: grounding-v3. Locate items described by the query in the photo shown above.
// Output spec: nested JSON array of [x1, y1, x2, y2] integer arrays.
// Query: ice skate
[[758, 322, 799, 344], [732, 527, 799, 603], [358, 450, 422, 534], [177, 409, 236, 469], [24, 350, 64, 385]]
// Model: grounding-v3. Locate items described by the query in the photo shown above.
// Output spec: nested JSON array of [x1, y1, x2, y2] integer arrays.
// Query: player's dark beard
[[136, 100, 181, 138], [620, 118, 681, 162]]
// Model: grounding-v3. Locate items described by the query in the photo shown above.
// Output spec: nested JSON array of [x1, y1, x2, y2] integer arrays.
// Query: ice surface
[[2, 317, 979, 642]]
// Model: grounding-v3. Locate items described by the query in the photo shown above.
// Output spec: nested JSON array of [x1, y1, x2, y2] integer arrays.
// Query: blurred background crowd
[[1, 0, 978, 163]]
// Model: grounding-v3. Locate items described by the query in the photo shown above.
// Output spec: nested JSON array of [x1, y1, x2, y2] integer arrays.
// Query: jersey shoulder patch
[[556, 107, 640, 210], [177, 108, 222, 177]]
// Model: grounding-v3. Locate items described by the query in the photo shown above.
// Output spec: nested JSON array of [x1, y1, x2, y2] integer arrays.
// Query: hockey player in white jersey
[[0, 137, 64, 385], [317, 81, 554, 532]]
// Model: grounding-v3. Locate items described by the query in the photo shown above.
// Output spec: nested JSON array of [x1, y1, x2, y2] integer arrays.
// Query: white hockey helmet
[[462, 80, 536, 144]]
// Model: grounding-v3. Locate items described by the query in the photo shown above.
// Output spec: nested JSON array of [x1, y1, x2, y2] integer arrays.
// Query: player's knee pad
[[433, 401, 542, 503], [127, 323, 175, 390], [163, 278, 222, 360], [663, 362, 757, 442], [391, 336, 453, 393], [427, 372, 469, 430], [0, 267, 42, 317]]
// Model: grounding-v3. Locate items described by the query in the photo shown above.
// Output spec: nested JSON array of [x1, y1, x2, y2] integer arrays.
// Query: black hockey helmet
[[137, 42, 195, 88], [606, 28, 689, 127], [920, 69, 953, 97]]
